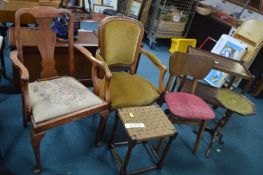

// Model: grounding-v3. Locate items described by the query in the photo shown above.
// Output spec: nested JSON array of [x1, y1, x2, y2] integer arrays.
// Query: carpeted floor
[[0, 23, 262, 175]]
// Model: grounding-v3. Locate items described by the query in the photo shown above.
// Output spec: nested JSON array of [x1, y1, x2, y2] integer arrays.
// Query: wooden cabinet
[[187, 13, 232, 48], [9, 28, 99, 88], [0, 0, 60, 23], [38, 0, 61, 6], [227, 0, 263, 12]]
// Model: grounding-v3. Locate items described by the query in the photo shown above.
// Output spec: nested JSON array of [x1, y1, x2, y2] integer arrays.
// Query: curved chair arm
[[74, 44, 111, 102], [10, 50, 30, 122], [139, 48, 167, 94], [10, 50, 29, 81]]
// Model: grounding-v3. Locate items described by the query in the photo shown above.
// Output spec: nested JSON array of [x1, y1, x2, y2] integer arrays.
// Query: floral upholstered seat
[[29, 76, 104, 123]]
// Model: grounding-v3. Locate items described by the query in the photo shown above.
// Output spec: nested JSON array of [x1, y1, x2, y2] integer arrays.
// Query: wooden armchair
[[10, 6, 109, 173], [75, 16, 167, 110]]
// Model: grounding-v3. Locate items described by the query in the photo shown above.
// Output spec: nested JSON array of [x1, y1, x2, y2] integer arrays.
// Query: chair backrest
[[232, 20, 263, 67], [98, 16, 144, 72], [166, 52, 214, 94], [15, 6, 74, 79]]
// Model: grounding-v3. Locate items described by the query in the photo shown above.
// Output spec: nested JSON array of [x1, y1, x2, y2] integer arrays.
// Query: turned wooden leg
[[21, 96, 27, 128], [156, 138, 165, 156], [205, 130, 218, 158], [193, 120, 206, 154], [205, 110, 233, 157], [157, 133, 177, 169], [120, 140, 136, 175], [108, 112, 119, 148], [218, 132, 224, 144], [30, 129, 45, 174], [0, 37, 7, 79], [95, 110, 109, 146], [21, 93, 31, 128]]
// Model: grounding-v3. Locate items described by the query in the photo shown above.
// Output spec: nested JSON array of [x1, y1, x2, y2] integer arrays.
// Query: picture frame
[[103, 0, 118, 10], [93, 4, 114, 13], [94, 0, 102, 5], [86, 0, 102, 10], [90, 0, 102, 5], [86, 0, 102, 8], [123, 0, 152, 25], [204, 34, 248, 88], [128, 0, 143, 18]]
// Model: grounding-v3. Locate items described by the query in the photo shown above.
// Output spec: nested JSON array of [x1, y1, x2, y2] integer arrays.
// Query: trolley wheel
[[150, 42, 156, 50], [148, 37, 156, 50]]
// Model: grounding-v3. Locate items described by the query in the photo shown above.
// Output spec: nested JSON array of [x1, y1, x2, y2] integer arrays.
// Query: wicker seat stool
[[109, 105, 177, 175]]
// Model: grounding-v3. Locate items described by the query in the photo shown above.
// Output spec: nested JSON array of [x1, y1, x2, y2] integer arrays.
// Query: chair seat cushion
[[165, 92, 215, 120], [99, 72, 159, 108], [29, 76, 104, 123], [216, 89, 255, 115]]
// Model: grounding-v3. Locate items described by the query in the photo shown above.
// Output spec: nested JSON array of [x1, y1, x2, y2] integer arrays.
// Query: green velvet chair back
[[98, 16, 144, 70]]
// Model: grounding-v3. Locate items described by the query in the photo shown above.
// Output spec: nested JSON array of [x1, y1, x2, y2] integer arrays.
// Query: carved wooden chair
[[75, 16, 167, 111], [10, 6, 109, 173], [164, 52, 215, 154]]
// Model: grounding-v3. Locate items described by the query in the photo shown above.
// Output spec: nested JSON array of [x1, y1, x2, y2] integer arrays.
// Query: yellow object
[[99, 72, 159, 109], [129, 112, 135, 118], [169, 38, 196, 53]]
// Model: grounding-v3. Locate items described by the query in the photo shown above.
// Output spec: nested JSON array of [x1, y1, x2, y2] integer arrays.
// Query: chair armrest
[[140, 48, 167, 94], [10, 50, 29, 81], [74, 44, 105, 68], [74, 44, 111, 102], [10, 50, 30, 118]]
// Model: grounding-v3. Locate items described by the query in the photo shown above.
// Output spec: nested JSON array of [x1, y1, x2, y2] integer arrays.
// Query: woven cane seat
[[216, 89, 256, 116], [117, 106, 176, 141]]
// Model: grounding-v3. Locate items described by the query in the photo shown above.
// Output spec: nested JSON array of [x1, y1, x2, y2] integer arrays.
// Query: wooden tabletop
[[8, 27, 98, 48], [78, 12, 106, 23], [187, 47, 254, 80]]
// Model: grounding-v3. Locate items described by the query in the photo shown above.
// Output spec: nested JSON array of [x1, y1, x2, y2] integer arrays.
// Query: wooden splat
[[14, 6, 74, 79], [35, 17, 57, 78]]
